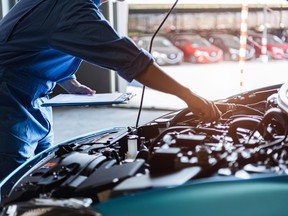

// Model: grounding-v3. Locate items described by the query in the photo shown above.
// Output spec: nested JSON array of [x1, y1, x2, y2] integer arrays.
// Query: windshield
[[267, 35, 284, 44], [153, 38, 173, 47], [138, 37, 173, 49], [222, 36, 240, 47]]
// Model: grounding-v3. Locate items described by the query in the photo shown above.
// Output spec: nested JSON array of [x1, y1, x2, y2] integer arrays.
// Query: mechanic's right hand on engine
[[183, 90, 222, 122], [134, 62, 221, 123]]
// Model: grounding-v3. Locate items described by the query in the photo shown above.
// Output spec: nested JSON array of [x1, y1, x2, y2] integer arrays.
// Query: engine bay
[[0, 82, 288, 214]]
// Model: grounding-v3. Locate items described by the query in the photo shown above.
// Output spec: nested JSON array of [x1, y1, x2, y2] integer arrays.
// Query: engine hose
[[170, 103, 264, 127], [169, 107, 197, 127], [216, 102, 264, 118], [261, 107, 288, 139], [228, 117, 262, 144]]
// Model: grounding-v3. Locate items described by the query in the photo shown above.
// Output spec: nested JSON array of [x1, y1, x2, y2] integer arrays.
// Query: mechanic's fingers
[[76, 85, 96, 95], [211, 102, 222, 119], [198, 102, 222, 122]]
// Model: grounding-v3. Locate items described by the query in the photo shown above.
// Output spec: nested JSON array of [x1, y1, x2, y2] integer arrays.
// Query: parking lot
[[53, 60, 287, 143]]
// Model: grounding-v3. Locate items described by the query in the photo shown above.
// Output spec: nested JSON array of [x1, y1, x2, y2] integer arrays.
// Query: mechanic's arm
[[58, 78, 96, 94], [135, 62, 221, 122]]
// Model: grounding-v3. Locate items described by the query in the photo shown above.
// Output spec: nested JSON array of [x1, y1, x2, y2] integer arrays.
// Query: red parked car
[[171, 34, 223, 63], [247, 32, 288, 60]]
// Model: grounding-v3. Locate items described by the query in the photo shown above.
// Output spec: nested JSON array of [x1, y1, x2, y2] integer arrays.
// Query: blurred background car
[[247, 32, 288, 60], [135, 35, 183, 66], [171, 34, 223, 63], [204, 33, 256, 61], [268, 28, 288, 43]]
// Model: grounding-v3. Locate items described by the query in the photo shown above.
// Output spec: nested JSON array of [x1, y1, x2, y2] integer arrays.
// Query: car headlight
[[229, 48, 239, 54], [152, 51, 167, 58], [271, 47, 284, 54], [194, 50, 208, 57], [152, 51, 160, 58], [160, 53, 167, 58]]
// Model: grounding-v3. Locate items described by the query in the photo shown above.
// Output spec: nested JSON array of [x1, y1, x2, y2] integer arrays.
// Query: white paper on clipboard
[[41, 92, 135, 107]]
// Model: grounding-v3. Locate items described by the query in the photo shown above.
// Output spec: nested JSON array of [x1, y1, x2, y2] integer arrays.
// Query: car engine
[[0, 82, 287, 215]]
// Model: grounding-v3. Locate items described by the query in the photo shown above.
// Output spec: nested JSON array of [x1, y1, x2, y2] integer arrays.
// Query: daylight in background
[[125, 2, 288, 110]]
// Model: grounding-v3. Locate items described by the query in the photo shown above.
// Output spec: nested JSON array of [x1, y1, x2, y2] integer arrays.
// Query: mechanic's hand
[[185, 91, 221, 122], [58, 78, 96, 95], [69, 84, 96, 95]]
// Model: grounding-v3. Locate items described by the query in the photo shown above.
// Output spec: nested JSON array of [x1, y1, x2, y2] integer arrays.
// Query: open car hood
[[0, 82, 288, 216]]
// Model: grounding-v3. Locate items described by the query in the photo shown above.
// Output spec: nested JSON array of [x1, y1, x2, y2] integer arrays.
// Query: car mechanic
[[0, 0, 221, 180]]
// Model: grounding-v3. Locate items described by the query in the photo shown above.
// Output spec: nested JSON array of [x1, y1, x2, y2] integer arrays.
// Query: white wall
[[1, 0, 17, 18], [1, 0, 10, 18]]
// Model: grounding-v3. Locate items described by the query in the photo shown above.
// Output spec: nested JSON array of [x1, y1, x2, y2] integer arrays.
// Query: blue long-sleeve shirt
[[0, 0, 154, 169]]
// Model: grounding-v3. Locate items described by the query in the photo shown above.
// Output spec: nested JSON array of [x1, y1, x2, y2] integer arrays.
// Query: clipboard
[[41, 92, 135, 107]]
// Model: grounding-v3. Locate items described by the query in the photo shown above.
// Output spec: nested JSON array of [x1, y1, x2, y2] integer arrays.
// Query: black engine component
[[1, 83, 288, 211]]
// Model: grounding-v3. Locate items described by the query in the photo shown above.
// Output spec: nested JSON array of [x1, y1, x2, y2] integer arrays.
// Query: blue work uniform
[[0, 0, 154, 179]]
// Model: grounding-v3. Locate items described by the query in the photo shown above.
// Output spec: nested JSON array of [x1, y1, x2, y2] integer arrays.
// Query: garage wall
[[128, 7, 288, 34], [1, 0, 18, 18]]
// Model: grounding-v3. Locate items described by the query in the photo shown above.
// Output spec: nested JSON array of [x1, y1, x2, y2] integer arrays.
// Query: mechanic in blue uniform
[[0, 0, 221, 180]]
